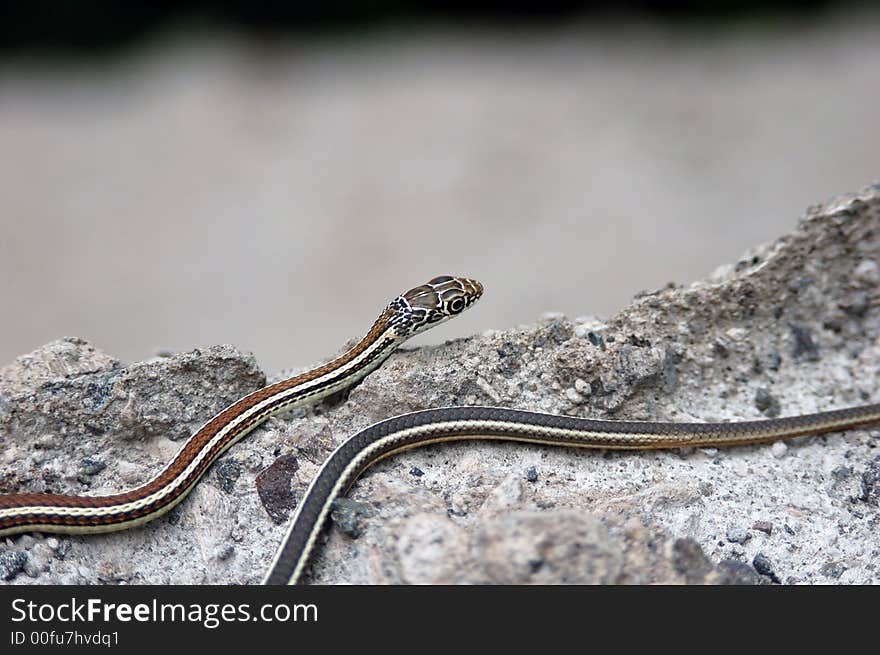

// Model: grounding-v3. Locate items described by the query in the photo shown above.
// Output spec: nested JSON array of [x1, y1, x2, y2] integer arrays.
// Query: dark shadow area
[[1, 1, 841, 56]]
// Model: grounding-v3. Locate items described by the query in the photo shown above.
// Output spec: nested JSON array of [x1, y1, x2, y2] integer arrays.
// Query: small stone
[[565, 388, 585, 405], [526, 466, 538, 482], [853, 259, 880, 285], [215, 459, 242, 493], [0, 551, 28, 581], [409, 467, 424, 477], [698, 481, 714, 497], [767, 353, 782, 371], [771, 442, 788, 459], [820, 561, 847, 579], [790, 325, 820, 362], [725, 526, 751, 544], [831, 465, 851, 482], [476, 377, 502, 403], [539, 312, 566, 323], [24, 543, 53, 578], [256, 454, 300, 524], [752, 521, 773, 536], [860, 456, 880, 503], [752, 553, 780, 583], [839, 291, 869, 317], [45, 538, 60, 550], [754, 388, 781, 417], [214, 543, 235, 561], [574, 378, 591, 396], [80, 458, 107, 476], [712, 338, 730, 358], [714, 559, 761, 585], [330, 498, 376, 539]]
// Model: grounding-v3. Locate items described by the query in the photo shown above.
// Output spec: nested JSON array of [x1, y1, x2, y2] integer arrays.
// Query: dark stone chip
[[714, 560, 761, 585], [860, 456, 880, 504], [754, 388, 780, 417], [330, 498, 376, 539], [752, 553, 781, 583], [256, 454, 300, 524], [215, 459, 242, 494], [80, 458, 107, 476], [790, 325, 820, 361]]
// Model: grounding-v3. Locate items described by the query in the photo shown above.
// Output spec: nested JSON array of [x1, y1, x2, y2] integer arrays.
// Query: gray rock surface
[[2, 185, 879, 585]]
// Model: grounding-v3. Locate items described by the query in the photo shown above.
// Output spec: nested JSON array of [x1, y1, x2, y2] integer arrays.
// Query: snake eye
[[449, 298, 465, 314]]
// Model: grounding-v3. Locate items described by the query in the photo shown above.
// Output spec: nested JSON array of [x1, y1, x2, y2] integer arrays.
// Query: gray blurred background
[[2, 3, 879, 373]]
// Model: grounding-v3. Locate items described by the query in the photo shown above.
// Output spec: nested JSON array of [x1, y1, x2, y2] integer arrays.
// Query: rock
[[255, 454, 301, 524], [711, 560, 762, 585], [0, 550, 29, 581], [755, 388, 781, 418], [753, 553, 781, 583], [752, 521, 773, 536], [726, 526, 751, 544], [1, 186, 880, 584]]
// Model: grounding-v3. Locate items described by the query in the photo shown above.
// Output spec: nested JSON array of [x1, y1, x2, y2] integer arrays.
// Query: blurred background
[[2, 2, 879, 373]]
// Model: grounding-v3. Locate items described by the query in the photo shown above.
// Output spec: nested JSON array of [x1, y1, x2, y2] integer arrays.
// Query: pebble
[[725, 526, 751, 544], [771, 442, 788, 459], [476, 377, 502, 403], [752, 521, 773, 536], [574, 378, 591, 395], [409, 467, 424, 477], [526, 466, 538, 482], [215, 459, 242, 493], [726, 327, 748, 341], [790, 325, 820, 362], [565, 388, 585, 405], [330, 498, 376, 539], [820, 561, 847, 579], [714, 559, 761, 585], [214, 543, 235, 561], [0, 551, 28, 581], [80, 458, 107, 476], [752, 553, 780, 583], [854, 259, 880, 285], [831, 465, 851, 482], [754, 388, 781, 417]]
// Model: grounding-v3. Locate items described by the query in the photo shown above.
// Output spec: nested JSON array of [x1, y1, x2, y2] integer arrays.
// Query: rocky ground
[[2, 185, 879, 584]]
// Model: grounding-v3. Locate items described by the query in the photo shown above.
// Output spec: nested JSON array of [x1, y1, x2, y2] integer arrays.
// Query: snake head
[[389, 275, 483, 338]]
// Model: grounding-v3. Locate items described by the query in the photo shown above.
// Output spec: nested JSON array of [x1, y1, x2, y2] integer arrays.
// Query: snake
[[1, 275, 878, 584]]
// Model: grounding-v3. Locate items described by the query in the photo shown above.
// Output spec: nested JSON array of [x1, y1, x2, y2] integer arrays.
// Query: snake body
[[1, 275, 878, 585]]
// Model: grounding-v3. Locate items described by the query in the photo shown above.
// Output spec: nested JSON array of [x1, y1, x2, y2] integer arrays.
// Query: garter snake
[[1, 275, 878, 585]]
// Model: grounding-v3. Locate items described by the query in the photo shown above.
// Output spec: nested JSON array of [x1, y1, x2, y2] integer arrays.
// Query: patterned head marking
[[387, 275, 483, 338]]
